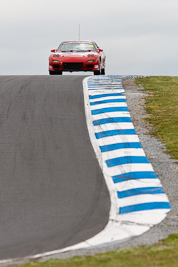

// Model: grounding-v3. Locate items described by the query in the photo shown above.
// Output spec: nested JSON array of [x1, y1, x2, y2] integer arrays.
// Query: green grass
[[135, 76, 178, 161], [16, 234, 178, 267]]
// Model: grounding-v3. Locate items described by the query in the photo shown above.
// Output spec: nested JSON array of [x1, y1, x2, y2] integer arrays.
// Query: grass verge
[[16, 234, 178, 267], [135, 76, 178, 161]]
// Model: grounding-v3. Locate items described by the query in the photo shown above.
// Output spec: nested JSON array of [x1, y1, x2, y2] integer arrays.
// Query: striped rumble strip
[[79, 75, 171, 248]]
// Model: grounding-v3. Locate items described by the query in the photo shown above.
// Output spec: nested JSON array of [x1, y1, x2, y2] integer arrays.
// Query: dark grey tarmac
[[0, 75, 110, 260]]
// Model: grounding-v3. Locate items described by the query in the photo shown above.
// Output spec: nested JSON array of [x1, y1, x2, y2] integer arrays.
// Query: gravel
[[120, 77, 178, 245]]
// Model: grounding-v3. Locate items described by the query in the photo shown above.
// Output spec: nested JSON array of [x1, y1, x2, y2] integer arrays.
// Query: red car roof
[[61, 40, 94, 43]]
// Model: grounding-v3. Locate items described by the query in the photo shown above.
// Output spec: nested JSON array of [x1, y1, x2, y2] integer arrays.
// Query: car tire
[[101, 68, 105, 75], [94, 70, 100, 75], [49, 71, 62, 75], [49, 71, 55, 75], [94, 60, 101, 75]]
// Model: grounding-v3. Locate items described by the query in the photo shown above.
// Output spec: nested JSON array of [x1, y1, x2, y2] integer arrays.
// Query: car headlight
[[87, 60, 94, 63], [88, 54, 95, 57]]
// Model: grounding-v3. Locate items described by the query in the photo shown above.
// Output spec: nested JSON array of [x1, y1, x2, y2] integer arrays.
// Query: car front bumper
[[49, 61, 99, 72]]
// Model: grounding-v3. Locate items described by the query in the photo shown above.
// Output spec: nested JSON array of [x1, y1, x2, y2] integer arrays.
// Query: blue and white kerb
[[81, 75, 171, 247]]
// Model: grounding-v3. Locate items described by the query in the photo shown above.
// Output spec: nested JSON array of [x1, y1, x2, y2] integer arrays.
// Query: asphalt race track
[[0, 75, 110, 260]]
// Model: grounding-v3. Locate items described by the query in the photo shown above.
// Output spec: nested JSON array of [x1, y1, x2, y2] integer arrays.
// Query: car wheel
[[49, 71, 55, 75], [101, 68, 105, 75], [49, 71, 62, 75], [94, 60, 101, 75], [94, 70, 100, 75]]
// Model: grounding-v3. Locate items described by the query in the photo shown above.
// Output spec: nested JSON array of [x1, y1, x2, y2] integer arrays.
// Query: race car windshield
[[57, 42, 96, 52]]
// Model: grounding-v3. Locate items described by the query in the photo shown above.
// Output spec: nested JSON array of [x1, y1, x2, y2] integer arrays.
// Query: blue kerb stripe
[[88, 85, 123, 91], [88, 86, 123, 88], [117, 187, 164, 199], [89, 89, 123, 90], [106, 156, 149, 167], [88, 84, 122, 86], [112, 171, 158, 183], [88, 88, 123, 90], [90, 99, 126, 105], [100, 142, 142, 152], [95, 129, 136, 139], [119, 202, 171, 214], [92, 107, 129, 115], [89, 93, 124, 99], [88, 88, 121, 91], [93, 117, 132, 126]]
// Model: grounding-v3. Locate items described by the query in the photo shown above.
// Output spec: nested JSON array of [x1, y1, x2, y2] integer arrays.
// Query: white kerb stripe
[[105, 163, 154, 177], [117, 194, 169, 208], [101, 148, 146, 161], [92, 112, 130, 120], [114, 179, 162, 191], [97, 135, 140, 146], [94, 123, 135, 132]]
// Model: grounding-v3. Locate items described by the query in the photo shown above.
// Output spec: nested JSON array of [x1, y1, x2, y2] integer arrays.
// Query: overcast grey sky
[[0, 0, 178, 75]]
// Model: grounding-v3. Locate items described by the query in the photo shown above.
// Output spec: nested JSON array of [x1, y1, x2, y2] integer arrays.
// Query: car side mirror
[[51, 49, 56, 53], [99, 48, 103, 52]]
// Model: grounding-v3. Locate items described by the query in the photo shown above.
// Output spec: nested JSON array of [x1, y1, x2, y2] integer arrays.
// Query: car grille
[[53, 65, 60, 69], [63, 62, 83, 69], [86, 65, 94, 69]]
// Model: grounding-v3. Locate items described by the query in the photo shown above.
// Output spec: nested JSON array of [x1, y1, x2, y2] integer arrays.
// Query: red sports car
[[49, 40, 105, 75]]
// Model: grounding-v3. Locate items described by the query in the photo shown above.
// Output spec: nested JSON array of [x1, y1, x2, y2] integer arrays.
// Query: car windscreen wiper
[[76, 50, 91, 52], [61, 50, 74, 52]]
